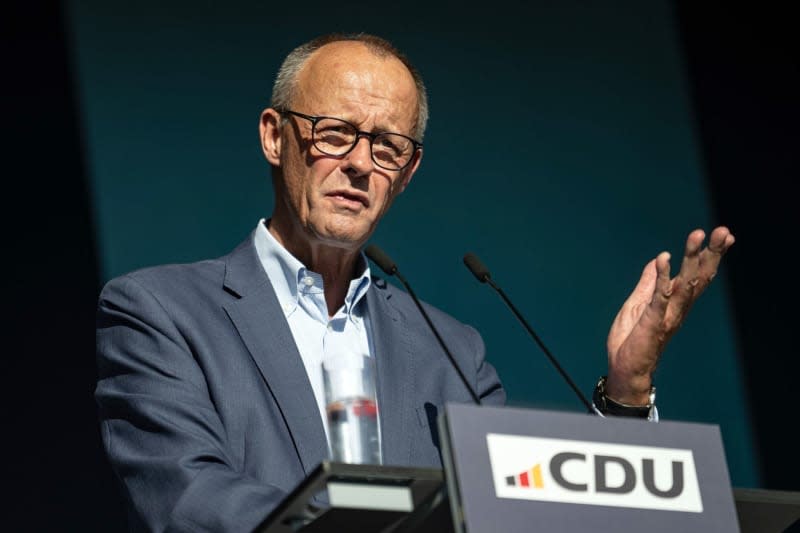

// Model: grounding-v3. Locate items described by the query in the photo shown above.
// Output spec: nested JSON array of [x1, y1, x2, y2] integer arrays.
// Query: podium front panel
[[439, 404, 739, 533]]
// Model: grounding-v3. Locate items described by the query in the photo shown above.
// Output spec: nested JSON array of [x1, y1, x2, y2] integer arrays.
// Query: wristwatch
[[593, 375, 655, 418]]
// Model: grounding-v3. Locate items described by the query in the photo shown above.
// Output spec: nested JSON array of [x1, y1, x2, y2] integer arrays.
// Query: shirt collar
[[253, 218, 372, 322]]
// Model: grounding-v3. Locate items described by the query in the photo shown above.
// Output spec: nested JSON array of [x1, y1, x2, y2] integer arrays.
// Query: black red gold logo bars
[[505, 464, 544, 488]]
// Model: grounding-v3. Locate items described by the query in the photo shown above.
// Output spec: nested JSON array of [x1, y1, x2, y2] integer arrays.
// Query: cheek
[[373, 178, 402, 213], [282, 152, 321, 196], [282, 135, 313, 179]]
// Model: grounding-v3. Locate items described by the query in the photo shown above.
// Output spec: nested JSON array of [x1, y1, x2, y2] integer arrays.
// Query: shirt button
[[303, 276, 314, 287], [283, 303, 293, 313]]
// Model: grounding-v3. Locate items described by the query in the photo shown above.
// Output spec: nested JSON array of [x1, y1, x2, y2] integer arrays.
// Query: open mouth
[[327, 190, 369, 209]]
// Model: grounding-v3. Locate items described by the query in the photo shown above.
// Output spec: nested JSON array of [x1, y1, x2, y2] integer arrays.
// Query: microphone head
[[463, 253, 491, 283], [365, 244, 398, 276]]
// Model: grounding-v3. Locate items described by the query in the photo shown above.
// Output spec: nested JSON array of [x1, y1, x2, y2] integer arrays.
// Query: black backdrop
[[6, 2, 797, 530]]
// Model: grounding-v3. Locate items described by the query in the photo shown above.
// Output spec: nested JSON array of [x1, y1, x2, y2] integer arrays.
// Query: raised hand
[[604, 227, 736, 405]]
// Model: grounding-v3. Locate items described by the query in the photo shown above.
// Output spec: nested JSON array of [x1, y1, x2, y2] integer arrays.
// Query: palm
[[604, 227, 735, 403]]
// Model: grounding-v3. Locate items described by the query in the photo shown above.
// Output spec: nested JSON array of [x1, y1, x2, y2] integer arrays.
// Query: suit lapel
[[219, 236, 417, 470], [368, 279, 415, 467], [221, 236, 329, 476]]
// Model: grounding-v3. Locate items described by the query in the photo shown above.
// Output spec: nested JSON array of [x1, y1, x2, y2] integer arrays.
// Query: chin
[[311, 218, 374, 249]]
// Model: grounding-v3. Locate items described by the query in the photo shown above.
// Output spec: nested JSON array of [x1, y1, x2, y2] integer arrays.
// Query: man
[[95, 33, 735, 532]]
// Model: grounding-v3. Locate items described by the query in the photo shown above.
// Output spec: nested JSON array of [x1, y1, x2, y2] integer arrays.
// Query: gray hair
[[270, 33, 429, 141]]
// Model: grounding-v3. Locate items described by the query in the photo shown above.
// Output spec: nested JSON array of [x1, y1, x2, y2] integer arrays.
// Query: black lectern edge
[[254, 461, 445, 533], [733, 487, 800, 533], [437, 409, 466, 533]]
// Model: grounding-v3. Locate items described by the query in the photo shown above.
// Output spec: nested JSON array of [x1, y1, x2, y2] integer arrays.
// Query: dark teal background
[[66, 1, 758, 487]]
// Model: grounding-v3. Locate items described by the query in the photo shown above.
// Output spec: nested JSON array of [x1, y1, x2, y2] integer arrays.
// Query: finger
[[647, 251, 672, 319], [698, 226, 735, 285], [667, 227, 735, 328], [676, 228, 705, 283], [664, 230, 704, 317], [708, 226, 732, 252], [683, 226, 735, 299], [628, 258, 659, 302], [606, 258, 659, 358], [612, 251, 672, 374]]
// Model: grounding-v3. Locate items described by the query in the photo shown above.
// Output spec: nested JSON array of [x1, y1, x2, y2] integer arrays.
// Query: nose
[[342, 135, 374, 177]]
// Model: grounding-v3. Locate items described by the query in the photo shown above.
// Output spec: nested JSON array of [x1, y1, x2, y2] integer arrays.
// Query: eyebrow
[[322, 111, 407, 136]]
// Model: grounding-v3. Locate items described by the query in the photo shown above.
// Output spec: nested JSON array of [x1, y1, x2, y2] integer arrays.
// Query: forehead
[[293, 41, 419, 132]]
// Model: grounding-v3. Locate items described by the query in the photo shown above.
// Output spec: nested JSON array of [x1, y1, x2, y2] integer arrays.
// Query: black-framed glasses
[[280, 109, 422, 171]]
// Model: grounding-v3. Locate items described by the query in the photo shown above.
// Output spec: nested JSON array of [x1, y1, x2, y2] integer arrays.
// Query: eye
[[375, 134, 411, 156], [315, 120, 356, 147], [322, 124, 351, 135]]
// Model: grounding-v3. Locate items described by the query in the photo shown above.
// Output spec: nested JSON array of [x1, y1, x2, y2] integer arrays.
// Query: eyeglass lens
[[313, 117, 414, 170]]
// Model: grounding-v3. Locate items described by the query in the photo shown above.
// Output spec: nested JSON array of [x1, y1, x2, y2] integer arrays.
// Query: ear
[[396, 147, 423, 193], [259, 108, 282, 166]]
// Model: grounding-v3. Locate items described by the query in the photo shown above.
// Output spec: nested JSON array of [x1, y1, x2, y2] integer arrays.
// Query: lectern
[[255, 462, 451, 533], [256, 404, 800, 533]]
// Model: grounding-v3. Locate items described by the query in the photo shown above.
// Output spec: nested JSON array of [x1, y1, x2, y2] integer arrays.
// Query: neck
[[267, 218, 363, 318]]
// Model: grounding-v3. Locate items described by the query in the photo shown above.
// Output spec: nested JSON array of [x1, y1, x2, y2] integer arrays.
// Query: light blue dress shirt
[[253, 219, 377, 441]]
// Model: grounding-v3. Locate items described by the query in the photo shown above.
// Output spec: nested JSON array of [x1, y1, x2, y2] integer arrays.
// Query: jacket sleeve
[[466, 324, 507, 406], [95, 274, 285, 533]]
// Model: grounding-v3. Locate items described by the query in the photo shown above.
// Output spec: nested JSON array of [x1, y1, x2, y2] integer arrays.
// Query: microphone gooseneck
[[363, 244, 397, 276], [463, 252, 594, 413], [365, 244, 481, 405]]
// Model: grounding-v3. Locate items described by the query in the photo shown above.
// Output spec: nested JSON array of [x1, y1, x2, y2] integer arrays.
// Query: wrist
[[593, 375, 655, 418], [604, 372, 653, 405]]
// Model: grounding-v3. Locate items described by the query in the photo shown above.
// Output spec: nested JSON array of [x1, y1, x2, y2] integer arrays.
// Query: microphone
[[365, 244, 482, 405], [463, 252, 594, 413]]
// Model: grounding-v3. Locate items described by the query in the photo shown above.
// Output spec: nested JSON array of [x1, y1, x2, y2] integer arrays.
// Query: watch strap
[[593, 375, 655, 418]]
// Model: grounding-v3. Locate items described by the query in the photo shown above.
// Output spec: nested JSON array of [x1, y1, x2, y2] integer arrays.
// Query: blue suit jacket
[[95, 232, 505, 532]]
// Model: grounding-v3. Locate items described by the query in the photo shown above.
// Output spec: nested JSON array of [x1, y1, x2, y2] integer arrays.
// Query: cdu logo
[[505, 464, 545, 489], [487, 434, 703, 512]]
